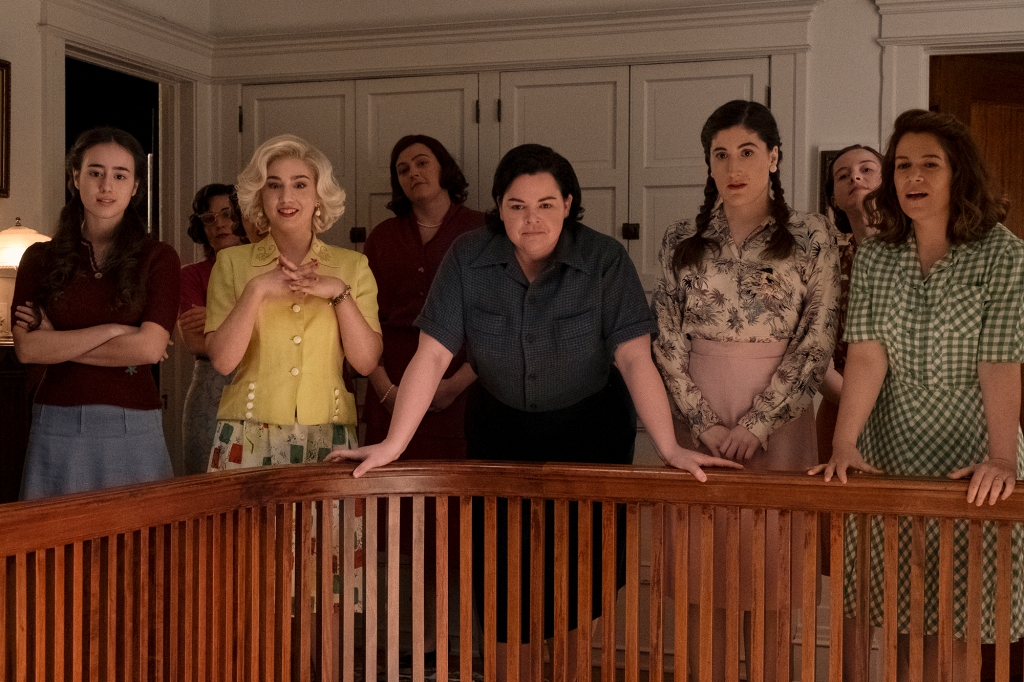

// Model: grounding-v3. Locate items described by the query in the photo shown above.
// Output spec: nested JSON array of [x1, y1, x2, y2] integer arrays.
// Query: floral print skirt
[[208, 419, 364, 613]]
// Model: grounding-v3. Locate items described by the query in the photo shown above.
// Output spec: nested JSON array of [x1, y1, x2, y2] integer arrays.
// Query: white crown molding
[[878, 31, 1024, 47], [41, 0, 214, 81], [875, 0, 1024, 14]]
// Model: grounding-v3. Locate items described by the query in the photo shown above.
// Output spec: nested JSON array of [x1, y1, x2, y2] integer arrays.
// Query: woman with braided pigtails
[[651, 100, 841, 681]]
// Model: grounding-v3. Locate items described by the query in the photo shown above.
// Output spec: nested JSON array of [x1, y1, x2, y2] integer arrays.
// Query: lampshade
[[0, 218, 50, 268]]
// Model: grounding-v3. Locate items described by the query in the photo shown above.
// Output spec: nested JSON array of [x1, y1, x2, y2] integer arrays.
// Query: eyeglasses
[[198, 207, 235, 225]]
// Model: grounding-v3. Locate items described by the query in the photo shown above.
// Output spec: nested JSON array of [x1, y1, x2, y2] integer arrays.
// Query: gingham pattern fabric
[[842, 225, 1024, 641]]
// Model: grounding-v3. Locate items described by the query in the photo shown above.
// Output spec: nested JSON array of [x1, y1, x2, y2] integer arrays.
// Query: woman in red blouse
[[12, 127, 179, 499], [363, 135, 484, 665]]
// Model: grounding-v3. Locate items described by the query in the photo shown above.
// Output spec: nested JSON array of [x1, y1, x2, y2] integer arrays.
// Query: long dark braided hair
[[35, 127, 150, 314], [672, 100, 795, 271]]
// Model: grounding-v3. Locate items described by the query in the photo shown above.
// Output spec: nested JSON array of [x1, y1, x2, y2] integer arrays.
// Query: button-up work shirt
[[417, 223, 657, 412]]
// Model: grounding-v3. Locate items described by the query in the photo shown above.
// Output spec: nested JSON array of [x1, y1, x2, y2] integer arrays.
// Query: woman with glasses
[[178, 184, 247, 474]]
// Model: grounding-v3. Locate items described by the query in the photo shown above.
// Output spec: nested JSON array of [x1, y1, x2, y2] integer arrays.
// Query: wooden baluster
[[554, 498, 569, 682], [34, 549, 46, 682], [750, 509, 766, 682], [317, 500, 336, 682], [507, 497, 522, 682], [967, 520, 983, 682], [54, 545, 65, 682], [212, 516, 223, 682], [531, 499, 545, 682], [674, 505, 689, 682], [124, 532, 135, 679], [90, 539, 101, 682], [601, 502, 616, 682], [699, 506, 714, 682], [577, 501, 592, 682], [828, 513, 844, 682], [342, 499, 356, 682], [1, 549, 6, 682], [995, 522, 1012, 682], [484, 496, 498, 682], [198, 518, 209, 682], [265, 506, 278, 682], [937, 518, 953, 682], [73, 541, 84, 680], [233, 514, 245, 682], [460, 497, 473, 682], [108, 538, 117, 682], [435, 497, 449, 682], [802, 511, 818, 682], [364, 498, 377, 682], [909, 517, 925, 682], [16, 552, 26, 682], [776, 510, 791, 682], [649, 502, 664, 682], [412, 495, 425, 682], [225, 513, 236, 682], [855, 515, 871, 682], [625, 502, 640, 682], [185, 521, 196, 682], [150, 524, 160, 679], [166, 526, 175, 682], [251, 509, 264, 682], [387, 496, 400, 682], [725, 507, 740, 682], [298, 502, 314, 682], [281, 505, 294, 682], [882, 515, 898, 682]]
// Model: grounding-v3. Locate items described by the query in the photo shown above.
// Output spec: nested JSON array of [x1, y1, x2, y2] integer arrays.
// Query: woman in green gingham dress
[[811, 109, 1024, 679]]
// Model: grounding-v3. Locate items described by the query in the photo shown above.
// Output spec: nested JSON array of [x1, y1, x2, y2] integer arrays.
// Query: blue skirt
[[21, 404, 174, 500]]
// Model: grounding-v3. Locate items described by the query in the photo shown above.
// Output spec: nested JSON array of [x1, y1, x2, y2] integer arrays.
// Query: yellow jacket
[[206, 236, 381, 426]]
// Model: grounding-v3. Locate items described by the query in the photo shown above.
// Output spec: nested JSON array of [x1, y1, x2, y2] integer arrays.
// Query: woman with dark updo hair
[[178, 183, 246, 475], [11, 127, 179, 498], [652, 100, 840, 680]]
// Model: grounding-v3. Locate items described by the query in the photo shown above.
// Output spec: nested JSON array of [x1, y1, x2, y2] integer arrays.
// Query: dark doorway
[[64, 57, 160, 238]]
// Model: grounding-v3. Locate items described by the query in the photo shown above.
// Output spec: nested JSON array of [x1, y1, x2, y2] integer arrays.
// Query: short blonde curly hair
[[236, 134, 346, 236]]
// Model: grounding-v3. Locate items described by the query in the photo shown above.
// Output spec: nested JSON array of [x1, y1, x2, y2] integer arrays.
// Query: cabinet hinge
[[497, 99, 502, 123], [475, 100, 480, 124], [765, 85, 772, 109], [238, 106, 244, 133]]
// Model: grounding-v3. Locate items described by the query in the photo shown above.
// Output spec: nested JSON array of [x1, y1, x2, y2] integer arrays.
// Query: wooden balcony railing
[[1, 462, 1022, 681]]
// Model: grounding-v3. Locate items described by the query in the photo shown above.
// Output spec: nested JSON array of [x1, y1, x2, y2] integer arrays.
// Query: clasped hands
[[257, 254, 347, 301]]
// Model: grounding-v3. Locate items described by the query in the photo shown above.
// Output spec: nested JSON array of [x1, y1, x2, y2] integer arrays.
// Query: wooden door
[[628, 59, 770, 290], [970, 102, 1024, 239], [354, 74, 480, 234], [241, 81, 357, 247], [499, 67, 631, 243]]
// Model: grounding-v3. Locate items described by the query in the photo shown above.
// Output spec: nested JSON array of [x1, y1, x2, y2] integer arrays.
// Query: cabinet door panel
[[241, 81, 356, 247], [500, 67, 630, 242], [355, 74, 479, 234], [630, 59, 770, 289]]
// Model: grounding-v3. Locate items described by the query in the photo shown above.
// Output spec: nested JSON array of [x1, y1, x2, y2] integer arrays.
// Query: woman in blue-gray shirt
[[334, 143, 738, 678]]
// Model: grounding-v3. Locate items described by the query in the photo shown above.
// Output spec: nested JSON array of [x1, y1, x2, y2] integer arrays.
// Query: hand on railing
[[659, 442, 743, 482], [806, 440, 882, 483], [326, 440, 402, 478], [950, 457, 1018, 506]]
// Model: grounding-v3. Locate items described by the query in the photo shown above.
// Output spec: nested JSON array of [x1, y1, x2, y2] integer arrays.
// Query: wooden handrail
[[2, 463, 1021, 555], [2, 462, 1021, 682]]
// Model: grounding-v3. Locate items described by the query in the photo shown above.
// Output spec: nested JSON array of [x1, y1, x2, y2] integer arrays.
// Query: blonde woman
[[205, 134, 382, 470]]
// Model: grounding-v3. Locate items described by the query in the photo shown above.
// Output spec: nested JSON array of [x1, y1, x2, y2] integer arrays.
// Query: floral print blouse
[[652, 204, 841, 447]]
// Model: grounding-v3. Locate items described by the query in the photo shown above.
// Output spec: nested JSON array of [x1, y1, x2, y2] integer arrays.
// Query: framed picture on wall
[[818, 148, 845, 216], [0, 60, 9, 198]]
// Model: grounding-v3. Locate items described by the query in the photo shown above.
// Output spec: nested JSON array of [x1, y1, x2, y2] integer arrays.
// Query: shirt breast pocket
[[940, 283, 985, 386], [555, 309, 601, 355], [467, 309, 509, 361]]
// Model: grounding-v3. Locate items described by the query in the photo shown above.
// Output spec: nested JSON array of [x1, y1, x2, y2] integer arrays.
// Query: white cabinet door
[[354, 74, 480, 235], [629, 59, 770, 290], [499, 67, 630, 242], [241, 81, 357, 247]]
